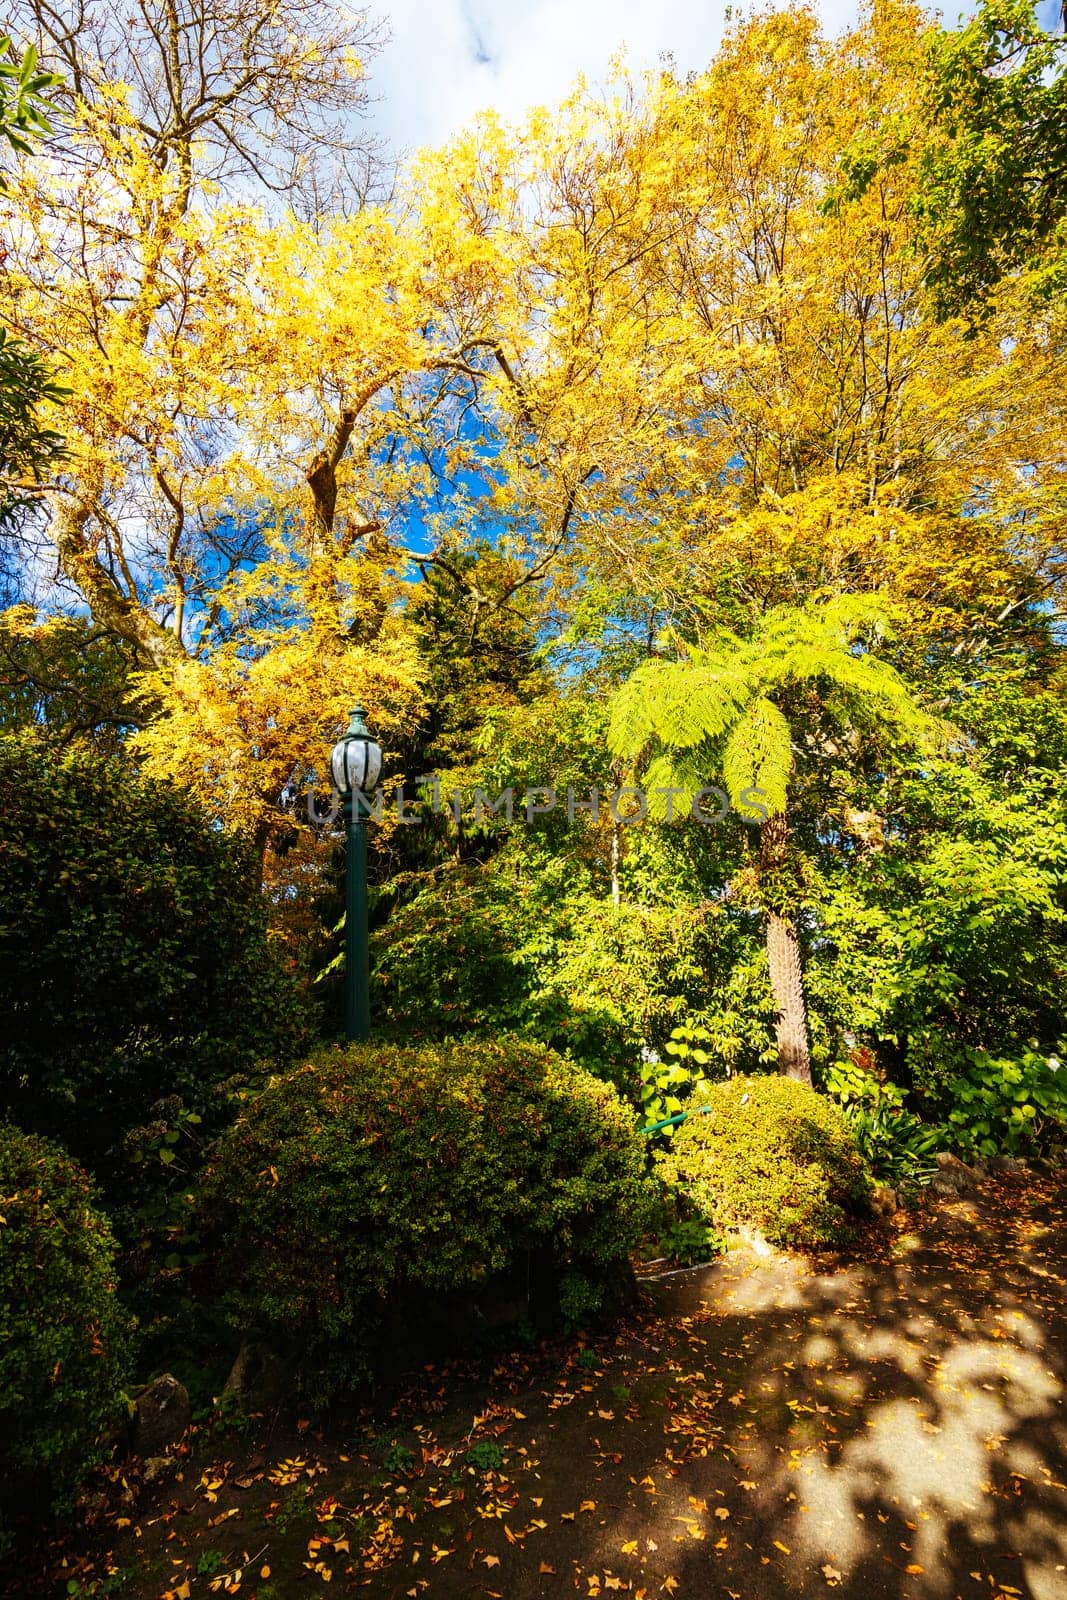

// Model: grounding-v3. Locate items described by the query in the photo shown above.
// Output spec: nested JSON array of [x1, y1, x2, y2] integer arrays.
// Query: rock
[[222, 1341, 287, 1411], [989, 1154, 1027, 1175], [933, 1151, 980, 1192], [131, 1374, 190, 1458], [734, 1224, 774, 1256], [930, 1175, 964, 1200], [142, 1455, 179, 1488]]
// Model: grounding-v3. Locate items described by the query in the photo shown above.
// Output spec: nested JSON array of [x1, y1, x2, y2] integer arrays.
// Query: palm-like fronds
[[608, 655, 750, 758], [723, 697, 792, 815], [610, 594, 941, 819]]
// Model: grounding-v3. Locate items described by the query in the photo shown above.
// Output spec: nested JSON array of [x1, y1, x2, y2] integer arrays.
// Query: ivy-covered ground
[[28, 1172, 1067, 1600]]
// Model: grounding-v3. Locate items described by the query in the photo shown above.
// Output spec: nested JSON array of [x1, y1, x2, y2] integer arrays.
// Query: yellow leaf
[[621, 1541, 639, 1555], [774, 1541, 791, 1555], [483, 1555, 501, 1568]]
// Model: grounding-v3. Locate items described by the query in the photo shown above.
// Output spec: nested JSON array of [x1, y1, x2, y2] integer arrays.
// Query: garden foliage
[[0, 733, 309, 1180], [655, 1075, 872, 1248], [943, 1046, 1067, 1161], [823, 1061, 942, 1191], [0, 1125, 131, 1553], [197, 1037, 653, 1400]]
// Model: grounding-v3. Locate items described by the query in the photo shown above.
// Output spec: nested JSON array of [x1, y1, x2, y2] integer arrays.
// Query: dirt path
[[34, 1172, 1067, 1600]]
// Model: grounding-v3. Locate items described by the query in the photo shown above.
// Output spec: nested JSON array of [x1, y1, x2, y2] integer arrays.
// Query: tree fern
[[609, 594, 941, 808], [608, 657, 749, 758], [608, 593, 941, 1086], [723, 697, 792, 816]]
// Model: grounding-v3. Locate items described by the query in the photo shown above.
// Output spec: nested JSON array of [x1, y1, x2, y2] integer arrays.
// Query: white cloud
[[368, 0, 872, 157]]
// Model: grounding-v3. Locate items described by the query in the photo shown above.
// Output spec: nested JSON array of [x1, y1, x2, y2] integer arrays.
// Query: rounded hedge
[[655, 1075, 872, 1248], [197, 1037, 653, 1400], [0, 1125, 131, 1552]]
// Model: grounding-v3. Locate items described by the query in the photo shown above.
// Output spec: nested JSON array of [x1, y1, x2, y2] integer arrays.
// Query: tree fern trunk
[[760, 813, 812, 1085], [765, 910, 812, 1083]]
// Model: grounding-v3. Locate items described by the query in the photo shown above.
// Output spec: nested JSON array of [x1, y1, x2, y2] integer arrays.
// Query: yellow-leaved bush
[[656, 1076, 873, 1248]]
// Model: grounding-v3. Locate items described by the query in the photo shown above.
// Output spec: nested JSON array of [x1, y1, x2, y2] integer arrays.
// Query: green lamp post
[[330, 706, 382, 1043]]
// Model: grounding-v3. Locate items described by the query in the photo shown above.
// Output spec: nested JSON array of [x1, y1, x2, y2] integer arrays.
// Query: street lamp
[[330, 705, 382, 1043]]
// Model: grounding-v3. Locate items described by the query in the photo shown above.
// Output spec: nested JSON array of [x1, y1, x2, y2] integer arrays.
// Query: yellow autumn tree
[[389, 3, 1066, 653], [3, 0, 1064, 847], [0, 1, 530, 838]]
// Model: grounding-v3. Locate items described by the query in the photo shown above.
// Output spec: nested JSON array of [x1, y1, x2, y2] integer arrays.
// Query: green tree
[[609, 596, 938, 1083], [0, 731, 309, 1186], [0, 32, 58, 162], [0, 605, 139, 746], [810, 659, 1067, 1097], [917, 0, 1067, 313]]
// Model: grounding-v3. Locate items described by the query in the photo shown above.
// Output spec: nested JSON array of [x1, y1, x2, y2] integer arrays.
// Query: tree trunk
[[759, 813, 812, 1085], [765, 909, 812, 1083], [54, 480, 187, 675]]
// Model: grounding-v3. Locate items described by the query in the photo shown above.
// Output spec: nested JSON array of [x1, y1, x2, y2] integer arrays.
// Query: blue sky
[[366, 0, 999, 157]]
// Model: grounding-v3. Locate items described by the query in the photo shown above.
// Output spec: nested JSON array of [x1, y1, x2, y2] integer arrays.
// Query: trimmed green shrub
[[0, 731, 310, 1182], [655, 1075, 872, 1248], [197, 1037, 653, 1400], [0, 1126, 131, 1553]]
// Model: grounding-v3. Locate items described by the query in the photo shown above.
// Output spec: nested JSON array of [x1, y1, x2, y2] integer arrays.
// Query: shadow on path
[[29, 1172, 1067, 1600]]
